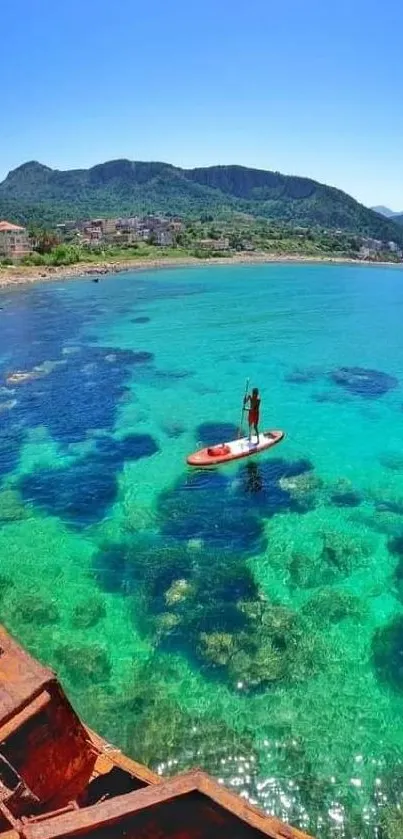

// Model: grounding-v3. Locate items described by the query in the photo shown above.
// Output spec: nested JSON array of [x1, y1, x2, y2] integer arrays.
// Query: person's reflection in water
[[243, 461, 263, 494]]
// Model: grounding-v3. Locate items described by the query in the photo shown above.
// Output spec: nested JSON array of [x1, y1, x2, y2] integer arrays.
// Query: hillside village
[[0, 212, 402, 265]]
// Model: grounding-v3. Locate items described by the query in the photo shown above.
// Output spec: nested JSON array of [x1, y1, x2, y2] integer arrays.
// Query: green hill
[[1, 159, 403, 244], [393, 214, 403, 226]]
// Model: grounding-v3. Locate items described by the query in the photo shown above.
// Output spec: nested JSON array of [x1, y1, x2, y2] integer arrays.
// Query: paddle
[[238, 378, 249, 438]]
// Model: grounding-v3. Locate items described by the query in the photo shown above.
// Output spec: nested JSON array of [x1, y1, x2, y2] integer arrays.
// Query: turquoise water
[[1, 263, 403, 837]]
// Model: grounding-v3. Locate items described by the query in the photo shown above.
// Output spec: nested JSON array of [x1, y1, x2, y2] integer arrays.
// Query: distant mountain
[[371, 205, 398, 218], [392, 214, 403, 226], [1, 159, 403, 245]]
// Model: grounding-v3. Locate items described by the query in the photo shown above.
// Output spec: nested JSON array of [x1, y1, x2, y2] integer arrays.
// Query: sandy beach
[[0, 251, 399, 289]]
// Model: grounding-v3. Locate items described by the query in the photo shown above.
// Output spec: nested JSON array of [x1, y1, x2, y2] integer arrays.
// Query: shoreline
[[0, 251, 401, 289]]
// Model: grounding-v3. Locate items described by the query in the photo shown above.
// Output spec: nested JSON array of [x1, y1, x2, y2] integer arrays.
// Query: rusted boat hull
[[0, 627, 314, 839]]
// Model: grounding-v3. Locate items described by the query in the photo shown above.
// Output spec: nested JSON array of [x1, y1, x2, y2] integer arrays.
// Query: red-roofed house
[[0, 220, 32, 261]]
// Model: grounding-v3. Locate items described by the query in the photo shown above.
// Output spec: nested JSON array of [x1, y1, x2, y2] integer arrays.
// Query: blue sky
[[1, 0, 402, 208]]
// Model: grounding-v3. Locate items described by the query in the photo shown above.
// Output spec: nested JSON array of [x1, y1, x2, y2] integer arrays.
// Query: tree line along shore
[[1, 214, 402, 288]]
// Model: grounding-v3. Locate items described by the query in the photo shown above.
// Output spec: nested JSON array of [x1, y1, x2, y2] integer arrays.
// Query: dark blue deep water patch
[[131, 351, 154, 364], [0, 287, 159, 471], [375, 499, 403, 516], [94, 534, 257, 648], [131, 316, 150, 324], [95, 434, 159, 463], [0, 281, 163, 472], [330, 367, 398, 399], [0, 288, 101, 373], [19, 434, 158, 527], [20, 458, 117, 527], [197, 422, 239, 446], [158, 468, 263, 555], [158, 457, 313, 555], [93, 543, 129, 593], [0, 425, 25, 482], [239, 458, 314, 516], [2, 346, 152, 447], [388, 534, 403, 557]]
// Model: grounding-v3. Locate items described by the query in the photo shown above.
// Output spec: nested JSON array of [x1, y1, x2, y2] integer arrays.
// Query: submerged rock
[[379, 806, 403, 839], [164, 579, 193, 606], [289, 552, 319, 588], [195, 597, 320, 691], [280, 471, 323, 509], [0, 489, 27, 522], [393, 555, 403, 601], [228, 639, 286, 688], [379, 451, 403, 472], [330, 366, 398, 399], [160, 421, 186, 439], [54, 642, 111, 686], [0, 574, 13, 601], [6, 370, 43, 385], [71, 597, 106, 629], [17, 594, 59, 626], [122, 503, 157, 534], [0, 399, 17, 413], [6, 359, 64, 386], [155, 612, 182, 639], [375, 499, 403, 516], [331, 489, 362, 507], [372, 616, 403, 692], [187, 537, 203, 551], [289, 530, 371, 588], [388, 534, 403, 557], [330, 479, 362, 508], [62, 346, 80, 356], [320, 529, 371, 575], [197, 626, 287, 689], [197, 632, 237, 668], [302, 588, 363, 624]]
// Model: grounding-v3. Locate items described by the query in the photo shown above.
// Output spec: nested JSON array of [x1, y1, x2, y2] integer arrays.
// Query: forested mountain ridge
[[1, 159, 403, 244]]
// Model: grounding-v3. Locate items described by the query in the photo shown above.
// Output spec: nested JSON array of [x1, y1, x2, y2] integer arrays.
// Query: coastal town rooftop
[[0, 222, 26, 232]]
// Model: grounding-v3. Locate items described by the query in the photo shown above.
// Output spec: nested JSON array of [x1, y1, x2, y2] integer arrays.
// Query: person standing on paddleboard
[[244, 387, 260, 444]]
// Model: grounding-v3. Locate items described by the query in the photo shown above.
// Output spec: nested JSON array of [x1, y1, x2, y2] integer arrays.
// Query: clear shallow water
[[1, 263, 403, 837]]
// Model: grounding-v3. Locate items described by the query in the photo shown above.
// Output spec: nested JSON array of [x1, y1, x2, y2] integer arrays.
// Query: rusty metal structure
[[0, 627, 314, 839]]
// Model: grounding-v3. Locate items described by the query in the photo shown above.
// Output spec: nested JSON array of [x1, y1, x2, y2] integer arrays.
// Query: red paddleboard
[[187, 429, 285, 467]]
